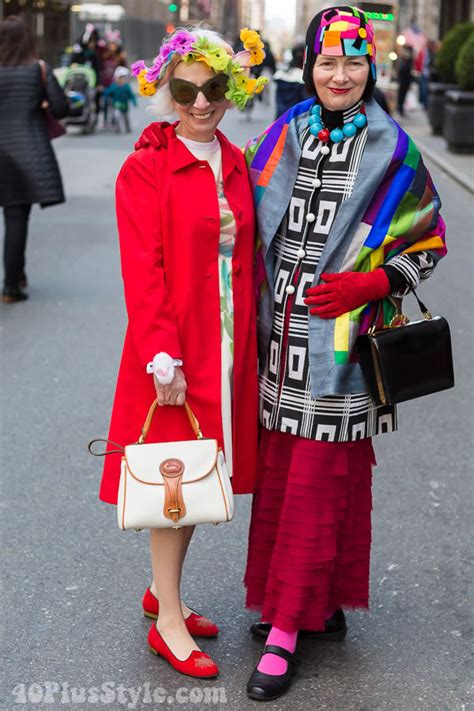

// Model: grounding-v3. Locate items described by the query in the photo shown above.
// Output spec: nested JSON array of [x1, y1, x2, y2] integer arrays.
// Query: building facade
[[2, 0, 71, 65], [1, 0, 268, 64], [398, 0, 441, 39], [296, 0, 474, 41]]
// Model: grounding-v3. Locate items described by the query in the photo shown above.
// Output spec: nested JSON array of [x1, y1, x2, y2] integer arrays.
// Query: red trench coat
[[99, 122, 259, 504]]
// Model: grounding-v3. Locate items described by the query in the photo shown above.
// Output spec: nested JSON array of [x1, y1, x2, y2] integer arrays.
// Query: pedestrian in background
[[244, 6, 446, 701], [102, 66, 136, 133], [419, 39, 438, 109], [99, 27, 268, 679], [273, 43, 307, 118], [397, 44, 414, 116], [100, 31, 127, 89], [0, 16, 68, 303], [71, 23, 102, 84], [99, 32, 128, 127]]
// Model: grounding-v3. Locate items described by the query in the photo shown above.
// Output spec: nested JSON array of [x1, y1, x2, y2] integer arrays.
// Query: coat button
[[285, 285, 295, 295], [297, 248, 306, 258], [306, 213, 315, 222], [321, 145, 330, 155], [313, 178, 322, 188]]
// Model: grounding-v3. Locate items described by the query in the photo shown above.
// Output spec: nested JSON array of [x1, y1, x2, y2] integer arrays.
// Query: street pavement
[[1, 97, 472, 711]]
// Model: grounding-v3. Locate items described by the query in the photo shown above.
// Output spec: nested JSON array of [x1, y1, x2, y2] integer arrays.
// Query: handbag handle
[[369, 288, 432, 334], [138, 400, 203, 444], [87, 401, 203, 457], [409, 288, 432, 320]]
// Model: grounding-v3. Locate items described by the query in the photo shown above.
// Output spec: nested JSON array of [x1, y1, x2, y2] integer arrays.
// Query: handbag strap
[[88, 438, 125, 456], [38, 59, 47, 89], [38, 59, 50, 111], [139, 400, 203, 444], [369, 288, 432, 334], [410, 287, 432, 320]]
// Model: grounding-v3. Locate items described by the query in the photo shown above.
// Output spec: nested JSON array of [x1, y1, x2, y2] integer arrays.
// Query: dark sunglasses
[[169, 74, 228, 105]]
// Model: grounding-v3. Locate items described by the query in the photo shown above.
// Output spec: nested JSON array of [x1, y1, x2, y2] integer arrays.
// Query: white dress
[[176, 135, 235, 474]]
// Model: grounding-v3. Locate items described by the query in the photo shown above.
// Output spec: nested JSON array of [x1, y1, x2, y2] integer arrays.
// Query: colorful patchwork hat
[[303, 6, 377, 93]]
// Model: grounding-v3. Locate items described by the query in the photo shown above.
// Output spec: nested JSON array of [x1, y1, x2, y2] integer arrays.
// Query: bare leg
[[149, 527, 200, 660], [150, 525, 196, 618]]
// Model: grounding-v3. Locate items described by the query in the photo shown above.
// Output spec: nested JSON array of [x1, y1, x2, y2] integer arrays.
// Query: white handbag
[[99, 400, 234, 530]]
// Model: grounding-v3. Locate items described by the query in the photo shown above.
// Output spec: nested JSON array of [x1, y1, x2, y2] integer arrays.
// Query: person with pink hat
[[243, 6, 447, 701]]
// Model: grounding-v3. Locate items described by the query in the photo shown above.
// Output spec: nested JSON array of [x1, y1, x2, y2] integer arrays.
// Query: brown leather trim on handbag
[[215, 452, 230, 521], [160, 459, 186, 523], [121, 456, 127, 530], [123, 446, 218, 485]]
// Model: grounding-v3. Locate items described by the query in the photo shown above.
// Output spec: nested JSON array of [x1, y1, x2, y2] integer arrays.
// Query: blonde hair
[[147, 27, 233, 120]]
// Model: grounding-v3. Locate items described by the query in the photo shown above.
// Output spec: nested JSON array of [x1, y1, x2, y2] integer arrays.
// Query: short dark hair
[[0, 16, 37, 67]]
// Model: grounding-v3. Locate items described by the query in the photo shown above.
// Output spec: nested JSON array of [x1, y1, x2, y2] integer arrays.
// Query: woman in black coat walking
[[0, 16, 68, 303]]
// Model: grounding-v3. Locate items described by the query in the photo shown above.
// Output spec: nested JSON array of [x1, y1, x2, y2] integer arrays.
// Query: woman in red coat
[[99, 28, 267, 678]]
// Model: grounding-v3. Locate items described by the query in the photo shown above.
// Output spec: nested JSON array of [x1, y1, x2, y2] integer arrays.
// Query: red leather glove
[[304, 270, 391, 319]]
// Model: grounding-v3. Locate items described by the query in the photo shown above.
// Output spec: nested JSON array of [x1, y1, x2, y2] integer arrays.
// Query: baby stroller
[[61, 64, 97, 134]]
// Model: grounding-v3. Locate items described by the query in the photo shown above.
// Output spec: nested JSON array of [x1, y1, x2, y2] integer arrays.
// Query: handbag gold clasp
[[389, 313, 410, 328]]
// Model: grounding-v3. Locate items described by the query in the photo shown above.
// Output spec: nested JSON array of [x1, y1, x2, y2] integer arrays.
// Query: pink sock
[[257, 626, 298, 676]]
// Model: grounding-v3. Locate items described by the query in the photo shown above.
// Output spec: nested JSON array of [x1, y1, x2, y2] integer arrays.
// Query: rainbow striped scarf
[[245, 98, 447, 397]]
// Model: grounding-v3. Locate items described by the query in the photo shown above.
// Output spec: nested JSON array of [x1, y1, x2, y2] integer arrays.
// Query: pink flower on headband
[[142, 31, 197, 83], [131, 60, 147, 77], [168, 30, 196, 55], [233, 50, 252, 69], [156, 44, 173, 65], [145, 59, 164, 82]]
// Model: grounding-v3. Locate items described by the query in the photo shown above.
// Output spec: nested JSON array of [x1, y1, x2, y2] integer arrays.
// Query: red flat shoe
[[142, 587, 219, 637], [148, 624, 219, 678]]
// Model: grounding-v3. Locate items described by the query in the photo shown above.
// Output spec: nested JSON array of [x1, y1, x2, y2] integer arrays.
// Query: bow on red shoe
[[304, 270, 391, 319]]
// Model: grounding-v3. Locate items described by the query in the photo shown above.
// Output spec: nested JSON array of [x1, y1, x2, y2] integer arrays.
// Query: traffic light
[[168, 3, 178, 11]]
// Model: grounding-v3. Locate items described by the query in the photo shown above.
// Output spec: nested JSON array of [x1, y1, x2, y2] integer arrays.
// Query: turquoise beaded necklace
[[308, 103, 367, 144]]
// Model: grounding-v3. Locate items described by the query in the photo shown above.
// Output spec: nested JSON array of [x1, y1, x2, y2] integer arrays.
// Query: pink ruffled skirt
[[244, 428, 376, 632]]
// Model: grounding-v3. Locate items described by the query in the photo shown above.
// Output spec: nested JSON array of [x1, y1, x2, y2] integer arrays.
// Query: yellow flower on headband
[[139, 83, 157, 96], [240, 28, 264, 50], [136, 68, 157, 96], [248, 46, 265, 66], [136, 69, 148, 85]]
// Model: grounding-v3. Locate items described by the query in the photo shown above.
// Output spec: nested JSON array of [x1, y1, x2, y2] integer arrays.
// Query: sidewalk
[[397, 107, 474, 193]]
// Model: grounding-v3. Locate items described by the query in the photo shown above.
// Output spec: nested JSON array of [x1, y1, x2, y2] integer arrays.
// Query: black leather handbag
[[356, 291, 455, 406]]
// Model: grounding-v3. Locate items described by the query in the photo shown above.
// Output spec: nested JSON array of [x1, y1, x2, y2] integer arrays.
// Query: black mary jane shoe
[[250, 608, 347, 642], [246, 644, 296, 702], [2, 287, 28, 304]]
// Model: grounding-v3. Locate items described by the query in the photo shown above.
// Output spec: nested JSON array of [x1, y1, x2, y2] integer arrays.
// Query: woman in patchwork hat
[[244, 6, 447, 701], [98, 27, 267, 678]]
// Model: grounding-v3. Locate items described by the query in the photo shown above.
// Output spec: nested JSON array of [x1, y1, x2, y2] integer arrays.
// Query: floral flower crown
[[131, 28, 268, 109]]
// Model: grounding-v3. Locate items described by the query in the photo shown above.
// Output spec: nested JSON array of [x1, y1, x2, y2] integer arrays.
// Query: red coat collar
[[135, 121, 242, 179]]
